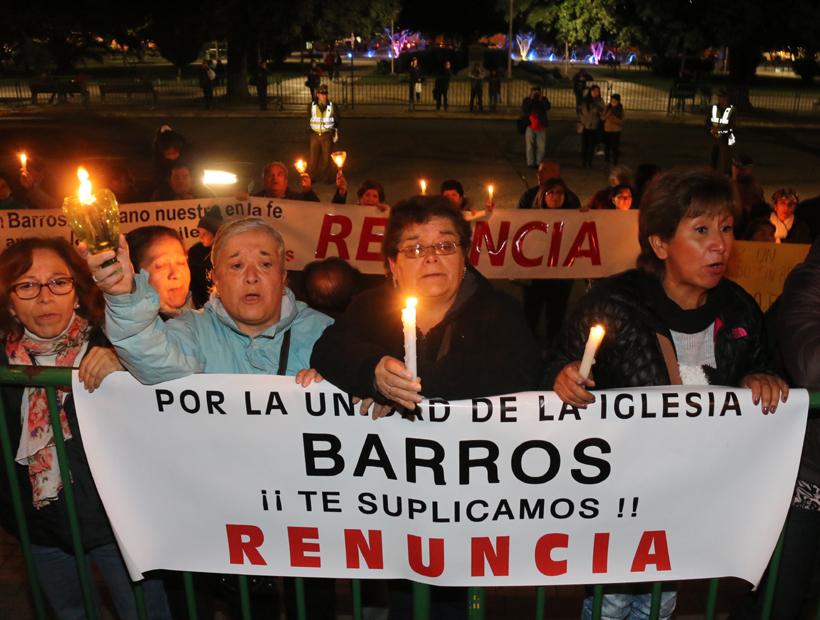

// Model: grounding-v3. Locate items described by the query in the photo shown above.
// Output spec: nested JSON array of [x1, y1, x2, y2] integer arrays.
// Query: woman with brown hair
[[0, 237, 171, 620]]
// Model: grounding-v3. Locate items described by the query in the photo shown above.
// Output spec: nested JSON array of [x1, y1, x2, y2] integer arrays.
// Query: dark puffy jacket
[[542, 269, 774, 391], [777, 237, 820, 487], [311, 265, 542, 402], [0, 331, 116, 553], [521, 96, 551, 128]]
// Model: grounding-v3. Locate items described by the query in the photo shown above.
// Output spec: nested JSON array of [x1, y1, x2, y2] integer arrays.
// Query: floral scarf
[[7, 313, 89, 509]]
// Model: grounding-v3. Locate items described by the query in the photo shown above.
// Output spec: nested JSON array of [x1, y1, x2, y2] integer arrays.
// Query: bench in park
[[99, 82, 158, 104], [29, 82, 89, 105]]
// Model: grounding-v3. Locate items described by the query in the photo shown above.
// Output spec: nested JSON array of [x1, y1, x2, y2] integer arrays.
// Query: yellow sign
[[725, 241, 811, 312]]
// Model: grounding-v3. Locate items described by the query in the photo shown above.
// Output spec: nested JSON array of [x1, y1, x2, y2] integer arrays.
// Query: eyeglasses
[[10, 278, 75, 300], [398, 242, 461, 259], [546, 190, 565, 197]]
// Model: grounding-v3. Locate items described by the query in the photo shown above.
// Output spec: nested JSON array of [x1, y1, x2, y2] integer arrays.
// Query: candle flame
[[295, 160, 307, 174], [406, 298, 417, 310], [488, 185, 494, 196], [78, 168, 91, 203], [20, 154, 26, 165], [420, 180, 426, 194], [592, 325, 605, 338]]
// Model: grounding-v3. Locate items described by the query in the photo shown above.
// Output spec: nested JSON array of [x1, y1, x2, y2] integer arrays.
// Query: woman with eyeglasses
[[0, 237, 172, 620], [312, 195, 541, 417]]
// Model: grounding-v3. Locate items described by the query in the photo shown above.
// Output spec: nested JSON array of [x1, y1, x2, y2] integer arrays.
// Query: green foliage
[[306, 0, 401, 42]]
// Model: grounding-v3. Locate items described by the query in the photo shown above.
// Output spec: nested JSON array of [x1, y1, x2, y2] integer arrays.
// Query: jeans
[[581, 128, 599, 167], [525, 127, 547, 167], [604, 131, 621, 165], [31, 543, 171, 620], [581, 591, 677, 620], [470, 84, 483, 111]]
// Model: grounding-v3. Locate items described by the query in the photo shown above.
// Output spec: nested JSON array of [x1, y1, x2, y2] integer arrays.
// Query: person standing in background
[[521, 85, 551, 169]]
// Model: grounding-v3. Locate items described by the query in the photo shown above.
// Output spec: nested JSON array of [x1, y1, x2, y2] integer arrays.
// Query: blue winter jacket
[[105, 271, 333, 384]]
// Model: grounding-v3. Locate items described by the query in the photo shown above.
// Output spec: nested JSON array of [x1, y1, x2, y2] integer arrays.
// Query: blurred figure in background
[[188, 207, 223, 309]]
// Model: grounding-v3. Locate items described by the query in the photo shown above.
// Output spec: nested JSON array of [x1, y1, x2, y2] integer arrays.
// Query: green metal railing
[[0, 364, 816, 620]]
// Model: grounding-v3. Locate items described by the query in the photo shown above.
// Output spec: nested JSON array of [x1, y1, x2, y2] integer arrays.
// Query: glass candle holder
[[331, 151, 347, 169], [62, 189, 121, 268]]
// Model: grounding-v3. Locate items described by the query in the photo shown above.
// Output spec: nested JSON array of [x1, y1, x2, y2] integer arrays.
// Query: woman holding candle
[[0, 237, 172, 620], [126, 226, 193, 318], [544, 169, 788, 620], [311, 195, 541, 414]]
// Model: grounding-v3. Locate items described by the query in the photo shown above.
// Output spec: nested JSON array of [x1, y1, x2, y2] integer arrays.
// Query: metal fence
[[2, 75, 820, 119], [1, 364, 817, 620]]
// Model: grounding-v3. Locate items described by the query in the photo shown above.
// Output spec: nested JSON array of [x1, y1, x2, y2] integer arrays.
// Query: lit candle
[[62, 168, 120, 268], [402, 298, 418, 381], [20, 154, 27, 174], [578, 325, 605, 379], [295, 160, 307, 174], [331, 151, 347, 169], [488, 185, 494, 200], [78, 169, 91, 202], [420, 180, 426, 195]]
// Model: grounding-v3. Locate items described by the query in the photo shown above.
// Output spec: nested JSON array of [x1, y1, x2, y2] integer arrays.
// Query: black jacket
[[542, 269, 773, 391], [252, 187, 320, 202], [0, 331, 117, 553], [521, 95, 551, 128], [311, 265, 542, 402], [777, 237, 820, 487]]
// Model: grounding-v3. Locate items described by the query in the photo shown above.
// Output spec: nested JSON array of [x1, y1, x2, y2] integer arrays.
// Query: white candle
[[20, 154, 27, 174], [578, 325, 605, 379], [488, 185, 493, 200], [420, 180, 426, 195], [403, 298, 418, 380]]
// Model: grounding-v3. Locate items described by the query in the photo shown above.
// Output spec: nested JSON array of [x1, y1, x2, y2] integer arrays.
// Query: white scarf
[[770, 212, 793, 243]]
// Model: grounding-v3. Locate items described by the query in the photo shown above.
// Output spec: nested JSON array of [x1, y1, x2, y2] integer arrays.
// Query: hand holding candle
[[62, 169, 121, 269], [402, 298, 418, 381], [295, 159, 307, 174], [578, 325, 605, 379]]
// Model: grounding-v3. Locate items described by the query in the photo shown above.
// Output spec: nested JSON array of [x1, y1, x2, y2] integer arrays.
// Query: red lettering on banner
[[407, 535, 445, 577], [511, 222, 548, 267], [592, 533, 610, 574], [534, 533, 568, 576], [344, 529, 384, 569], [288, 526, 321, 568], [631, 531, 672, 572], [355, 217, 387, 261], [470, 221, 511, 266], [226, 524, 267, 566], [470, 536, 510, 577], [562, 221, 601, 267], [315, 214, 353, 259], [548, 222, 564, 267]]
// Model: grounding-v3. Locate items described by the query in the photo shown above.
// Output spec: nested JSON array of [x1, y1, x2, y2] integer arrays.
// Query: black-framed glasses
[[10, 278, 75, 300], [398, 242, 461, 259], [546, 190, 565, 196]]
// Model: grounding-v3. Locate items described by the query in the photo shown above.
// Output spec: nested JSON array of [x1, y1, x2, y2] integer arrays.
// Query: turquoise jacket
[[105, 271, 333, 385]]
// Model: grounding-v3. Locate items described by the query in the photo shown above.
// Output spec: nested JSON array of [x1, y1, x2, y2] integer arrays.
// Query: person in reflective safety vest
[[308, 84, 339, 183], [707, 90, 736, 175]]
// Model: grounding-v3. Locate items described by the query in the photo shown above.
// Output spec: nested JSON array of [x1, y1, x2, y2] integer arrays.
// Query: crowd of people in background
[[2, 101, 820, 620]]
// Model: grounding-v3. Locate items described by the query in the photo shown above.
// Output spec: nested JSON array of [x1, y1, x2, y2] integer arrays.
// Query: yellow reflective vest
[[711, 104, 736, 146], [310, 102, 335, 133]]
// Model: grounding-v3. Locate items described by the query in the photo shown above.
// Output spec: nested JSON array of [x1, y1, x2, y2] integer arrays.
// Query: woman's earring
[[392, 275, 397, 288], [74, 302, 80, 310], [463, 267, 467, 279]]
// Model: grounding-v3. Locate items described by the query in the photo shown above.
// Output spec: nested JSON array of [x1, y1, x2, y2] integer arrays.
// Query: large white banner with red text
[[0, 198, 638, 278], [73, 372, 808, 586]]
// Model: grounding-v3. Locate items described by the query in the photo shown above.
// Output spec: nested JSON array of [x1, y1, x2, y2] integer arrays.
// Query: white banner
[[73, 373, 808, 587], [0, 199, 639, 278]]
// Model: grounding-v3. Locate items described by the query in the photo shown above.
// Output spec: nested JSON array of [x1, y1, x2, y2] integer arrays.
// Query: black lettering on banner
[[571, 438, 612, 484], [298, 490, 317, 511], [409, 499, 426, 519], [500, 397, 517, 422], [180, 390, 200, 413], [406, 438, 446, 485], [353, 434, 398, 480], [511, 440, 560, 484], [615, 394, 634, 419], [721, 392, 741, 416], [539, 395, 552, 421], [383, 495, 402, 516], [206, 391, 226, 414], [265, 392, 288, 415], [640, 394, 657, 418], [322, 491, 342, 512], [685, 393, 702, 417], [492, 499, 514, 521], [472, 398, 492, 422], [662, 393, 679, 417], [467, 500, 489, 522], [520, 498, 545, 519], [303, 433, 345, 476], [579, 498, 600, 518], [559, 402, 581, 421], [156, 389, 173, 412], [550, 498, 574, 519], [306, 393, 326, 416], [599, 394, 607, 419], [245, 392, 260, 415], [428, 399, 450, 422], [358, 492, 377, 514], [334, 393, 355, 416], [458, 440, 500, 484]]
